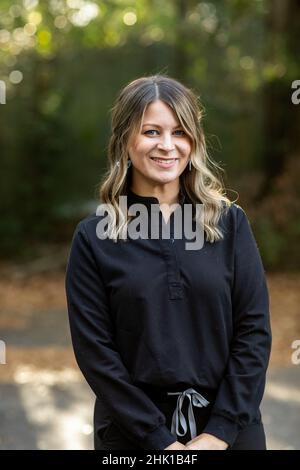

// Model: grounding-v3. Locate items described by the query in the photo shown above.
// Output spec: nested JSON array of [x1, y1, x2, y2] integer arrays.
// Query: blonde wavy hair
[[98, 74, 237, 243]]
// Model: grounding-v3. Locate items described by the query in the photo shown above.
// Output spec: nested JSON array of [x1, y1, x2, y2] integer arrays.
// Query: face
[[127, 99, 192, 190]]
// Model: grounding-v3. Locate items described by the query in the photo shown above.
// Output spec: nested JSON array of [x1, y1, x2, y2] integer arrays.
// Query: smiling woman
[[127, 99, 192, 199], [99, 74, 233, 242], [65, 73, 272, 451]]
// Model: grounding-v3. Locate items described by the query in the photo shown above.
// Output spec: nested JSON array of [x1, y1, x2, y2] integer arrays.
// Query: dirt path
[[0, 267, 299, 449]]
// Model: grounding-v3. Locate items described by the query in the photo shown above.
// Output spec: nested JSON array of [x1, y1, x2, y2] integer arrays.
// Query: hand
[[164, 441, 188, 450], [185, 433, 229, 450]]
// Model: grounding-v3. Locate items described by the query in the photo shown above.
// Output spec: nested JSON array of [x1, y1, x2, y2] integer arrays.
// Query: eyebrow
[[142, 123, 183, 129]]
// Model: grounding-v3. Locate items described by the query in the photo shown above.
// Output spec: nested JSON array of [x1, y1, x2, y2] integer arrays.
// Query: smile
[[150, 157, 179, 168]]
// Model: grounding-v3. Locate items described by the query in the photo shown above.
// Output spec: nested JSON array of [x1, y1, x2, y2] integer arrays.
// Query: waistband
[[139, 383, 217, 402], [139, 384, 218, 440]]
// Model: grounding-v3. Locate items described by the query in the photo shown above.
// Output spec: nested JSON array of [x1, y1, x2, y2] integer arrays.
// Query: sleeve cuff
[[202, 413, 240, 448], [140, 424, 177, 450]]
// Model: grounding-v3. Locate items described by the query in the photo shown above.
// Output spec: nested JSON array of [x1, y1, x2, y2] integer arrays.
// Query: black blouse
[[65, 188, 272, 449]]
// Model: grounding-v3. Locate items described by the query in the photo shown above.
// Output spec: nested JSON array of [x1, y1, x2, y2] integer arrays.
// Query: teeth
[[152, 158, 176, 163]]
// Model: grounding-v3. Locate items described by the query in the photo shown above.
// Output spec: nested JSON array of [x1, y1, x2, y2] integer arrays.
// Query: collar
[[127, 187, 187, 209]]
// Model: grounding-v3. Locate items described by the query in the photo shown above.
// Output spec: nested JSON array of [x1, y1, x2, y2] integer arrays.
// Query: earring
[[189, 160, 192, 171], [116, 160, 120, 168], [127, 159, 132, 169]]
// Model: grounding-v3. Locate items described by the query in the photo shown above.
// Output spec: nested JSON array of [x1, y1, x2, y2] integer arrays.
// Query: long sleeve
[[65, 221, 177, 450], [202, 206, 272, 447]]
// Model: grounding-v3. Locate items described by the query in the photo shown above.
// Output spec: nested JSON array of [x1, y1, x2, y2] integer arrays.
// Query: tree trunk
[[256, 0, 300, 200]]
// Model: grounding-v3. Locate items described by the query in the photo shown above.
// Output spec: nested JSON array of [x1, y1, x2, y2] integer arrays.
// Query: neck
[[130, 181, 181, 206]]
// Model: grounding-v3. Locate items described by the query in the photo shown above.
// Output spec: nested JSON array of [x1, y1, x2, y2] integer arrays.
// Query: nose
[[157, 133, 175, 152]]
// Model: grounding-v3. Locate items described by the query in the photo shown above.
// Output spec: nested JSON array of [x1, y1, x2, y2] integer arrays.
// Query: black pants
[[94, 387, 266, 451]]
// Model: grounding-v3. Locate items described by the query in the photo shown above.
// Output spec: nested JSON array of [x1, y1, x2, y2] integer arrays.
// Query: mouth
[[150, 157, 179, 168]]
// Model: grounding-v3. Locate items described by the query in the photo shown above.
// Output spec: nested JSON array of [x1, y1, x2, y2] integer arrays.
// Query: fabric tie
[[167, 387, 210, 439]]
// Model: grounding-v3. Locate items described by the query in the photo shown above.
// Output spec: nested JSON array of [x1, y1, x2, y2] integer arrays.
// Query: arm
[[201, 206, 272, 448], [65, 221, 177, 450]]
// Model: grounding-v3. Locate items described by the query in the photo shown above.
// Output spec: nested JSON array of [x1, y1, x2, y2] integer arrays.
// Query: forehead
[[142, 100, 180, 127]]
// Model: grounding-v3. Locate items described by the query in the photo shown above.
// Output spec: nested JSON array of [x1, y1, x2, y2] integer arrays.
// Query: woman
[[65, 74, 272, 450]]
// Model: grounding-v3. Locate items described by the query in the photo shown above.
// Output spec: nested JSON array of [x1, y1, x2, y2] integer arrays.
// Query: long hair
[[98, 74, 236, 243]]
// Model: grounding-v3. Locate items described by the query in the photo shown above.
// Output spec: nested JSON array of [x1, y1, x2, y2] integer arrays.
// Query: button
[[171, 238, 174, 243]]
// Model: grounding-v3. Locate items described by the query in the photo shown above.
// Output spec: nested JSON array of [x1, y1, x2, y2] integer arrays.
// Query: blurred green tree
[[0, 0, 299, 269]]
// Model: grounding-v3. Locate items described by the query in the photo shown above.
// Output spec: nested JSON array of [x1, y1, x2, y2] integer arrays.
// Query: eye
[[144, 130, 159, 135], [174, 130, 186, 136], [143, 129, 186, 136]]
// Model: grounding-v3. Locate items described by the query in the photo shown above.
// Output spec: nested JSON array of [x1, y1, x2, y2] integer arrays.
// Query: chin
[[148, 174, 179, 185]]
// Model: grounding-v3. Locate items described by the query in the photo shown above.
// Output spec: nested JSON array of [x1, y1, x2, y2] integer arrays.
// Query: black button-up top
[[65, 188, 272, 449]]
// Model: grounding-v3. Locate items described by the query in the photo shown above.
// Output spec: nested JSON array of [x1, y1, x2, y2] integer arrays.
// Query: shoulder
[[71, 211, 106, 244], [219, 201, 248, 231], [76, 212, 100, 231]]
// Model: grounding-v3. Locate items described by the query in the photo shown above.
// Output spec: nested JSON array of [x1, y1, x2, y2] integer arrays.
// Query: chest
[[98, 236, 234, 304]]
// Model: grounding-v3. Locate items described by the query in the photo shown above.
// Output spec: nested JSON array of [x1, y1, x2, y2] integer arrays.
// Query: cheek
[[181, 141, 192, 156], [132, 138, 153, 154]]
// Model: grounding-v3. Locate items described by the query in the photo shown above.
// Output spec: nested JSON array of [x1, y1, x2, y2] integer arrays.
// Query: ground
[[0, 261, 299, 450]]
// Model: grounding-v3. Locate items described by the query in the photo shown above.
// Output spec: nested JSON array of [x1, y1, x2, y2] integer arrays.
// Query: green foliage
[[0, 0, 299, 269], [254, 218, 285, 270]]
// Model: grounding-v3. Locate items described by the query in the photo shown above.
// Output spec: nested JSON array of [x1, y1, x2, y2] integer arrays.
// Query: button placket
[[159, 210, 184, 300]]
